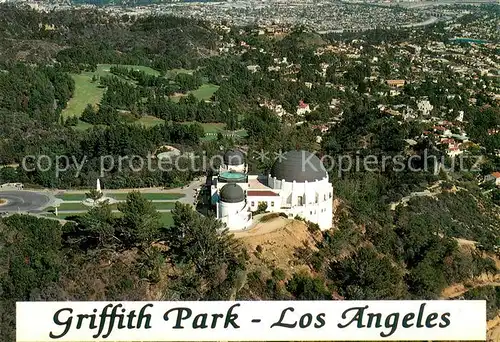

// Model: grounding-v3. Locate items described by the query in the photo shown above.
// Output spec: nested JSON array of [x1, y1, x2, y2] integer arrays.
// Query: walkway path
[[389, 181, 443, 210]]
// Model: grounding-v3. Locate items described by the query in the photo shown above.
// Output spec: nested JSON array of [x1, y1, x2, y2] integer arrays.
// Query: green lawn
[[74, 120, 95, 131], [201, 122, 226, 133], [171, 83, 219, 102], [55, 193, 86, 201], [160, 212, 174, 226], [43, 208, 175, 226], [107, 193, 184, 201], [57, 203, 90, 211], [190, 84, 219, 100], [152, 202, 177, 210], [181, 122, 225, 132], [186, 121, 247, 141], [165, 68, 195, 78], [56, 192, 184, 201], [135, 115, 165, 127], [235, 129, 248, 138], [61, 73, 105, 118], [62, 64, 218, 131], [61, 64, 160, 118]]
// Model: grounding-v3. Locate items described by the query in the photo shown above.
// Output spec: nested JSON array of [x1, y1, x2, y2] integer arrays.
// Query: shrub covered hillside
[[2, 192, 499, 341]]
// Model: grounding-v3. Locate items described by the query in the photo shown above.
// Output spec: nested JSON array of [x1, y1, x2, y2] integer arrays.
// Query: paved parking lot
[[0, 191, 52, 213]]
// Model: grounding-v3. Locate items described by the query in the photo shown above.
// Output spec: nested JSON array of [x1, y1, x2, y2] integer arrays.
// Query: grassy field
[[152, 202, 177, 210], [171, 83, 219, 102], [55, 192, 184, 201], [61, 74, 105, 118], [61, 64, 160, 118], [180, 121, 225, 132], [52, 201, 175, 211], [135, 115, 165, 127], [57, 203, 92, 211], [160, 212, 174, 226], [55, 193, 86, 201], [49, 202, 120, 211], [190, 83, 220, 100], [62, 63, 216, 122], [57, 212, 86, 219], [165, 68, 195, 78], [134, 118, 248, 140]]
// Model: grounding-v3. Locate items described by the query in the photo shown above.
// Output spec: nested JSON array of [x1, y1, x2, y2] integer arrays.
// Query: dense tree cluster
[[466, 106, 500, 153], [0, 197, 245, 340], [0, 64, 74, 123], [0, 122, 206, 188], [0, 5, 219, 70]]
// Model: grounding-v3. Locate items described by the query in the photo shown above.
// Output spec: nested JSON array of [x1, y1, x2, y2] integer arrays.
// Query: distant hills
[[59, 0, 218, 5]]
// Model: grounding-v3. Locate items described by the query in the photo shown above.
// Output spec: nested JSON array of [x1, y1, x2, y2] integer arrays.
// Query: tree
[[162, 203, 246, 299], [117, 191, 161, 246], [492, 189, 500, 206], [0, 215, 64, 342], [328, 246, 407, 300], [77, 203, 116, 247], [85, 188, 103, 202], [286, 273, 331, 300], [406, 257, 448, 299], [80, 104, 97, 123]]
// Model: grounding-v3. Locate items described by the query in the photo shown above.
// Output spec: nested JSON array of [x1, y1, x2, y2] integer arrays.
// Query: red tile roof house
[[487, 172, 500, 186], [312, 124, 329, 133], [386, 79, 406, 88], [296, 100, 311, 115], [439, 138, 462, 156], [447, 145, 462, 155], [433, 126, 452, 137], [433, 126, 447, 132], [440, 138, 455, 145], [298, 100, 309, 108], [440, 120, 454, 127]]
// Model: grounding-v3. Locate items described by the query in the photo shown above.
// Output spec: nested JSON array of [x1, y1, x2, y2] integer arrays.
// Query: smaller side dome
[[219, 184, 245, 203], [224, 149, 245, 165]]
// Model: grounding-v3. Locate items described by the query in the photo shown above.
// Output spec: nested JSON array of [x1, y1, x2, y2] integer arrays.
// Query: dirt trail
[[442, 281, 500, 299], [441, 261, 500, 341]]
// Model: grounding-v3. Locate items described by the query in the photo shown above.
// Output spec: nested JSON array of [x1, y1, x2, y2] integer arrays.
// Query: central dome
[[223, 149, 245, 165], [219, 184, 245, 203], [270, 150, 327, 182]]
